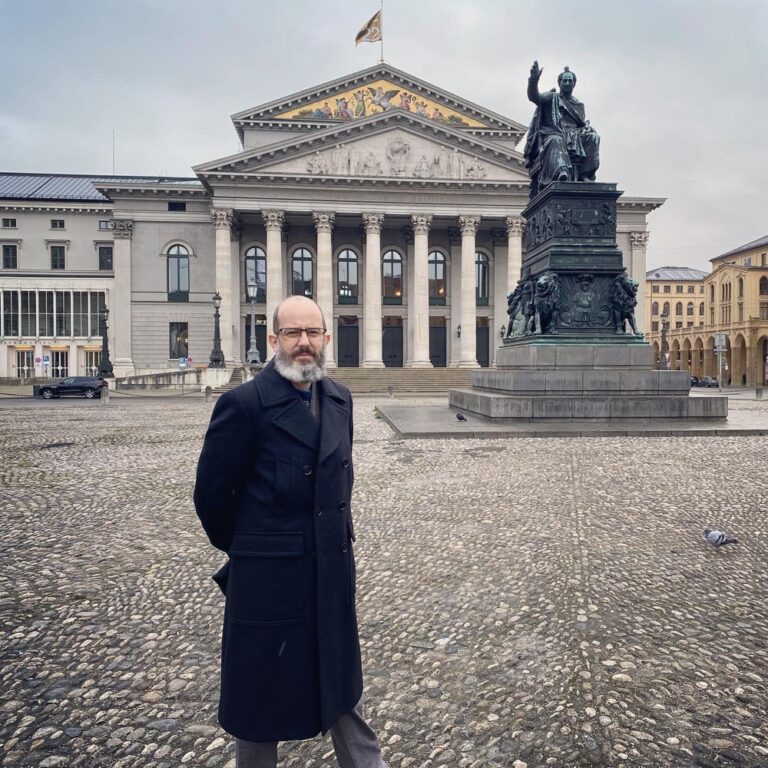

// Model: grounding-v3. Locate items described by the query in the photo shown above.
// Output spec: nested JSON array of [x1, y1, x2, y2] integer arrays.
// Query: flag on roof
[[355, 10, 382, 44]]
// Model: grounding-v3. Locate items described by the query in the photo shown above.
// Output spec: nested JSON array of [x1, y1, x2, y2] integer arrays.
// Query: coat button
[[315, 506, 323, 517], [303, 465, 313, 476], [341, 458, 350, 468], [340, 543, 349, 553], [338, 501, 346, 511]]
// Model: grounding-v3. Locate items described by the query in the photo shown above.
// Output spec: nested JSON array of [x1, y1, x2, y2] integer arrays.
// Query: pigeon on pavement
[[456, 412, 468, 421], [704, 528, 739, 546]]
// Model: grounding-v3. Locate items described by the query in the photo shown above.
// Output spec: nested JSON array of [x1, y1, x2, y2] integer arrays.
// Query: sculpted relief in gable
[[299, 133, 500, 181]]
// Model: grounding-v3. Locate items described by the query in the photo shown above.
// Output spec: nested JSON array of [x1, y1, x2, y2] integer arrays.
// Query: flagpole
[[379, 0, 384, 63]]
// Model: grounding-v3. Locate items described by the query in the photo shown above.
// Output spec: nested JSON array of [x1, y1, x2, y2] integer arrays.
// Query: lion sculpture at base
[[529, 272, 565, 335], [610, 274, 642, 335]]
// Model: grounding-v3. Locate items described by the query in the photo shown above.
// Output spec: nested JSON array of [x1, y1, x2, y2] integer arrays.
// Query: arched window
[[662, 301, 670, 315], [651, 302, 659, 316], [475, 251, 490, 306], [167, 244, 190, 302], [675, 302, 683, 316], [337, 249, 359, 304], [382, 250, 403, 305], [244, 246, 266, 303], [761, 277, 768, 295], [738, 278, 744, 298], [428, 250, 446, 305], [709, 284, 715, 302], [291, 247, 313, 298], [687, 302, 694, 316], [699, 303, 704, 316]]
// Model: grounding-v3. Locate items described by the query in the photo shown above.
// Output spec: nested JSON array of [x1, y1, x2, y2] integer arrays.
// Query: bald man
[[194, 296, 387, 768]]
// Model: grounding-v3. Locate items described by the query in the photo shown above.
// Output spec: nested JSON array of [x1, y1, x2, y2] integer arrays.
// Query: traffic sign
[[43, 355, 50, 363], [35, 357, 41, 363]]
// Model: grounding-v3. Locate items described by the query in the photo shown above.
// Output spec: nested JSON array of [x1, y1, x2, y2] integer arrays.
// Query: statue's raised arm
[[522, 61, 601, 197]]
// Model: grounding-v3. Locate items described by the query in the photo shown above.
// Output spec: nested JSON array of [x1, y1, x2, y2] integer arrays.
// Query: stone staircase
[[212, 366, 474, 396]]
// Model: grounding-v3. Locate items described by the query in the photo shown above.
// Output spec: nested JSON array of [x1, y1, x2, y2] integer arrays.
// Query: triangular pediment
[[195, 111, 529, 185], [230, 63, 526, 141]]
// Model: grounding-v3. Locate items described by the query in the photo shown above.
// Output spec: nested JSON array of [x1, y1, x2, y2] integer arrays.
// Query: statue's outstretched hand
[[530, 61, 543, 80]]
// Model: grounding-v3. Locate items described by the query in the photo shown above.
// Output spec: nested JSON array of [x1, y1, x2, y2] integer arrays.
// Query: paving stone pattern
[[1, 397, 767, 767]]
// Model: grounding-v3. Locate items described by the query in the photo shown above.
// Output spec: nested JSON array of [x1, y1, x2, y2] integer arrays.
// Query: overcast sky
[[1, 0, 766, 270]]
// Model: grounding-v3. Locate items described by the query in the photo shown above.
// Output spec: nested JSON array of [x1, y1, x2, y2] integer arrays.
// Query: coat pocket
[[228, 532, 304, 625]]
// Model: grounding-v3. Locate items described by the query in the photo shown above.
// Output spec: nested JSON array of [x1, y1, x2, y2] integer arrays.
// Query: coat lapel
[[318, 378, 350, 465], [256, 362, 320, 450]]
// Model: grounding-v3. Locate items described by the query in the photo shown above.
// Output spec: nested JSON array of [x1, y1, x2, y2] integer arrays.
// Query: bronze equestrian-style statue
[[524, 61, 600, 197]]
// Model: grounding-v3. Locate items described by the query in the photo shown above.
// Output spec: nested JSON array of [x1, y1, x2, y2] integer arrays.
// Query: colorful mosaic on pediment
[[275, 79, 486, 127]]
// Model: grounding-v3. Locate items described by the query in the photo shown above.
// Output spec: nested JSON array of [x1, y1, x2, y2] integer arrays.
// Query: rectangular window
[[73, 291, 89, 336], [98, 220, 112, 230], [20, 291, 36, 336], [700, 286, 704, 293], [744, 257, 752, 267], [762, 253, 766, 266], [2, 291, 19, 335], [39, 291, 54, 336], [651, 285, 659, 293], [98, 245, 113, 270], [663, 285, 671, 293], [761, 303, 768, 321], [168, 201, 186, 212], [710, 308, 715, 324], [169, 322, 189, 358], [687, 322, 694, 328], [55, 291, 71, 335], [2, 244, 17, 269], [738, 303, 743, 322], [676, 285, 683, 293], [51, 245, 65, 269], [2, 218, 16, 228], [688, 285, 695, 293], [89, 292, 106, 336], [651, 321, 659, 332], [50, 219, 65, 229], [675, 321, 683, 329]]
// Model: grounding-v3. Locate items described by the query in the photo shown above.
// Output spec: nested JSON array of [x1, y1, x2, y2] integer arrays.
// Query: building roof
[[714, 234, 768, 261], [646, 266, 708, 281], [0, 172, 200, 203]]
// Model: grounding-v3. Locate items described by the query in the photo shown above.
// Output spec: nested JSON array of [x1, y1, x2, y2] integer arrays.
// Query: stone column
[[362, 213, 384, 367], [408, 214, 432, 367], [505, 215, 525, 290], [213, 209, 235, 364], [230, 215, 242, 364], [448, 228, 461, 367], [262, 210, 284, 360], [491, 228, 508, 367], [111, 219, 134, 376], [630, 231, 650, 334], [458, 215, 481, 368], [313, 211, 336, 368]]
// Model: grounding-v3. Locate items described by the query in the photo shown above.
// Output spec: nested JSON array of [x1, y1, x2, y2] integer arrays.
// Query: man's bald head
[[272, 296, 326, 334]]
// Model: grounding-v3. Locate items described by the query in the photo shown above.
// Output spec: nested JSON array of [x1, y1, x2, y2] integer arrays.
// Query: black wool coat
[[193, 362, 362, 742]]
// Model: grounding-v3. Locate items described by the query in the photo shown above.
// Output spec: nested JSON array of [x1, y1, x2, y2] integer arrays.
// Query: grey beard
[[274, 343, 326, 384]]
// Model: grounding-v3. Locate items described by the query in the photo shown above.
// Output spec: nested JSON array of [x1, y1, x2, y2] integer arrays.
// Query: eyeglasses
[[276, 327, 326, 340]]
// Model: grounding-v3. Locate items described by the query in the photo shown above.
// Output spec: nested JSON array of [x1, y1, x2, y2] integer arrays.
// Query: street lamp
[[98, 306, 114, 378], [658, 311, 669, 371], [499, 324, 506, 340], [456, 324, 462, 338], [246, 281, 261, 367], [209, 292, 225, 368]]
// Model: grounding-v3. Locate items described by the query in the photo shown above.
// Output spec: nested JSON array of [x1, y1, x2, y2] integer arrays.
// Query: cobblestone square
[[1, 396, 767, 767]]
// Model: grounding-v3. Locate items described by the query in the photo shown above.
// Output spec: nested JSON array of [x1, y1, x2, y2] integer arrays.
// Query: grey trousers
[[235, 698, 387, 768]]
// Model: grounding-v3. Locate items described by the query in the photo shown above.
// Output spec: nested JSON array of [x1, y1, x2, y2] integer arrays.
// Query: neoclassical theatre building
[[0, 64, 663, 379]]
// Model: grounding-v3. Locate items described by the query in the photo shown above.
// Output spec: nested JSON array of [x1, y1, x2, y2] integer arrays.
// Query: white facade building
[[0, 64, 663, 379]]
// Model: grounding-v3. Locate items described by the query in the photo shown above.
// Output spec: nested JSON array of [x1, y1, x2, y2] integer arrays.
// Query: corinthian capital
[[312, 211, 335, 233], [112, 220, 133, 239], [459, 215, 481, 236], [261, 210, 285, 232], [212, 208, 234, 229], [362, 213, 384, 234], [630, 231, 650, 247], [505, 215, 526, 237], [411, 214, 432, 234]]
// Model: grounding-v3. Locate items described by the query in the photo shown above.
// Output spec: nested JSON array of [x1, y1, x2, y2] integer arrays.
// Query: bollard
[[756, 386, 763, 400], [205, 385, 212, 402], [100, 387, 110, 406], [387, 384, 394, 398]]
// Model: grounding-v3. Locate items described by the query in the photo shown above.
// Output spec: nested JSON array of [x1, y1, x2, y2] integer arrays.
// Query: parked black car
[[39, 376, 108, 399], [699, 376, 720, 388], [690, 376, 700, 387]]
